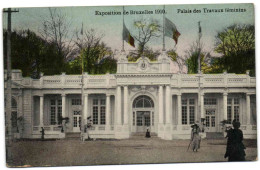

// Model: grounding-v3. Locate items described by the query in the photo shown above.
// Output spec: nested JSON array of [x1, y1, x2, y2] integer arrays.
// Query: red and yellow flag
[[123, 23, 135, 47]]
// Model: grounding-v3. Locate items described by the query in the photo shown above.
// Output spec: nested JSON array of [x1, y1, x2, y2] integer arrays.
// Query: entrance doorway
[[132, 95, 154, 133], [73, 110, 81, 132], [136, 111, 151, 132], [205, 109, 216, 132]]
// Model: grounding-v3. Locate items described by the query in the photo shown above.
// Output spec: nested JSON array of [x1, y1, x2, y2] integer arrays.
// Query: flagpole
[[197, 21, 202, 124], [122, 6, 125, 52], [81, 22, 85, 141], [162, 5, 166, 51]]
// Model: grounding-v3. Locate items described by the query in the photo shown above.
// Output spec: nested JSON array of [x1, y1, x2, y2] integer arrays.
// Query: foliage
[[214, 24, 255, 76], [3, 29, 63, 78], [66, 41, 116, 74], [128, 47, 160, 62], [132, 19, 161, 57]]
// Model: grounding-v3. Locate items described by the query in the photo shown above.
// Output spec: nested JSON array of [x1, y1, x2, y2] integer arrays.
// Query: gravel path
[[8, 137, 257, 167]]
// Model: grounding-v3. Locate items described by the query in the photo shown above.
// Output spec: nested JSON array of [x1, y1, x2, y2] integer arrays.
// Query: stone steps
[[65, 132, 81, 139], [206, 132, 224, 139]]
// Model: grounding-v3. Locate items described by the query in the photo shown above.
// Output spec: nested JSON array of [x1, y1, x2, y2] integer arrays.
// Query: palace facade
[[5, 52, 257, 140]]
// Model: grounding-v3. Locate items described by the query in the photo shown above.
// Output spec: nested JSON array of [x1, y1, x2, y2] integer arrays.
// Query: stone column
[[123, 86, 128, 125], [158, 86, 164, 124], [39, 95, 44, 127], [106, 94, 111, 126], [200, 93, 205, 119], [61, 94, 66, 118], [223, 93, 228, 120], [84, 94, 88, 120], [116, 86, 122, 125], [165, 85, 171, 124], [246, 93, 251, 125], [177, 94, 182, 125]]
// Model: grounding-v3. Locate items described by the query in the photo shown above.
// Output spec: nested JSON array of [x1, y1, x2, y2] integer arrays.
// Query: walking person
[[224, 120, 246, 161], [190, 122, 201, 152]]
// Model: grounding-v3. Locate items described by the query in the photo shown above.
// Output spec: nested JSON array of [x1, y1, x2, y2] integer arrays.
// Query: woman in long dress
[[191, 123, 201, 152]]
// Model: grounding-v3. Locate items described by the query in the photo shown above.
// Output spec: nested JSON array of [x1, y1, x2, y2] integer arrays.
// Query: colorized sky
[[2, 3, 255, 57]]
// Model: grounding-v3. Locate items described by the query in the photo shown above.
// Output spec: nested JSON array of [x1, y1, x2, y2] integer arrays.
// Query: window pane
[[227, 106, 232, 124], [206, 116, 210, 127], [133, 112, 135, 126], [73, 117, 77, 127], [100, 99, 106, 105], [227, 98, 232, 105], [72, 99, 81, 105], [93, 99, 98, 105], [234, 106, 239, 122], [189, 99, 195, 105], [144, 116, 150, 126], [182, 99, 187, 105], [93, 106, 98, 124], [234, 98, 239, 105], [58, 106, 62, 124], [100, 106, 106, 125], [58, 99, 62, 106], [50, 106, 56, 125], [51, 99, 56, 105], [137, 114, 143, 126], [189, 106, 195, 124], [182, 106, 187, 124]]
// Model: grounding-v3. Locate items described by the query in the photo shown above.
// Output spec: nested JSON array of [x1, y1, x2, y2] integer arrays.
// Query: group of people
[[189, 120, 246, 161]]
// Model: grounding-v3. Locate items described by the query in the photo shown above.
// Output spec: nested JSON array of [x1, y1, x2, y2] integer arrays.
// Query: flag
[[123, 23, 135, 48], [164, 17, 181, 45]]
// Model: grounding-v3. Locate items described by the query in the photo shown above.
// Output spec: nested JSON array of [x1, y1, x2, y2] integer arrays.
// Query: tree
[[40, 8, 74, 71], [3, 29, 62, 78], [67, 29, 116, 74], [129, 19, 161, 60], [214, 24, 255, 76]]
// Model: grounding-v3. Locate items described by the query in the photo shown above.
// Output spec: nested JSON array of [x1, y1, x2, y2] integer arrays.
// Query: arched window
[[12, 97, 17, 108], [133, 95, 154, 108]]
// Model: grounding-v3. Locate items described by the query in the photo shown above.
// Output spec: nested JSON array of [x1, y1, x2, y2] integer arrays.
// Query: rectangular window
[[189, 106, 195, 124], [227, 98, 240, 123], [182, 98, 195, 125], [50, 106, 56, 125], [73, 117, 77, 127], [234, 106, 239, 122], [11, 111, 17, 127], [182, 106, 187, 125], [72, 99, 81, 105], [206, 116, 210, 127], [92, 98, 107, 125], [93, 106, 98, 124], [204, 98, 217, 105], [100, 106, 106, 125], [227, 106, 232, 124]]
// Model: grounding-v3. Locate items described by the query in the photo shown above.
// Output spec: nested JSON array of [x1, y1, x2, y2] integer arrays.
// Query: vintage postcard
[[2, 3, 257, 167]]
